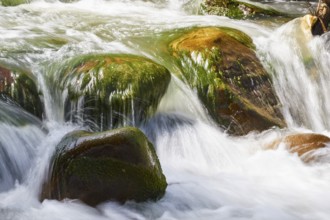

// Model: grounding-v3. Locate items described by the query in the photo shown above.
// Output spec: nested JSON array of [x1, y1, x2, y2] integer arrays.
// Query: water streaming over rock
[[0, 100, 45, 192], [0, 0, 330, 220], [256, 18, 330, 131]]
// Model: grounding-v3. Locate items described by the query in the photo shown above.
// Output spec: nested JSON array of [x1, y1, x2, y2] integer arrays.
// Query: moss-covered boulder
[[200, 0, 282, 19], [0, 64, 43, 119], [41, 127, 167, 206], [54, 54, 171, 131], [269, 133, 330, 163], [0, 0, 28, 6], [170, 27, 285, 135]]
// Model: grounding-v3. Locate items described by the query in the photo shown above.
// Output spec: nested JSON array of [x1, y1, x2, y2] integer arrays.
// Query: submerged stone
[[54, 54, 171, 131], [0, 0, 28, 6], [200, 0, 282, 19], [41, 127, 167, 206], [269, 133, 330, 163], [0, 63, 43, 119], [169, 27, 285, 135]]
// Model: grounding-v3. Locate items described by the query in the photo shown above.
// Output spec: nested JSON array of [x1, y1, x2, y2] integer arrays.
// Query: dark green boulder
[[169, 27, 285, 135], [0, 63, 43, 119], [41, 127, 167, 206], [53, 54, 171, 131]]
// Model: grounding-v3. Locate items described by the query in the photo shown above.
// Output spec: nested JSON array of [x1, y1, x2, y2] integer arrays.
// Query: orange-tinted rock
[[269, 133, 330, 162], [170, 27, 285, 135], [283, 133, 330, 156]]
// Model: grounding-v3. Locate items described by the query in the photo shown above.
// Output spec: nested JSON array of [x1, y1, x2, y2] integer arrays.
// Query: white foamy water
[[1, 0, 330, 220], [256, 17, 330, 131]]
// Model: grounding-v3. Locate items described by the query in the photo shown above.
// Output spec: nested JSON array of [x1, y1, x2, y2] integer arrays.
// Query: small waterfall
[[143, 113, 247, 172], [0, 124, 44, 191], [156, 75, 212, 123], [0, 101, 45, 192], [256, 17, 330, 131]]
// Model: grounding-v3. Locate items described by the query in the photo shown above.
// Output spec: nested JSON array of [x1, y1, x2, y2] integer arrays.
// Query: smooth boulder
[[170, 27, 285, 135], [41, 127, 167, 206], [53, 54, 171, 131]]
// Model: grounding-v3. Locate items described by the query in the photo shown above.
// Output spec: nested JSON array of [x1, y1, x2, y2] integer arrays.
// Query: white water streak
[[0, 124, 45, 192], [256, 17, 330, 131]]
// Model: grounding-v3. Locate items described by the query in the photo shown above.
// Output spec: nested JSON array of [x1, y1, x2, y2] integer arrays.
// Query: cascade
[[256, 18, 330, 131], [0, 101, 45, 192], [0, 0, 330, 220]]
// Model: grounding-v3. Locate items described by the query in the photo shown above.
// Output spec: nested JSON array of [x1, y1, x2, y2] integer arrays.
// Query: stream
[[1, 0, 330, 219]]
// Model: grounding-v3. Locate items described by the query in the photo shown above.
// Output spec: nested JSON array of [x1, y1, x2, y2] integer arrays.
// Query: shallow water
[[0, 0, 330, 219]]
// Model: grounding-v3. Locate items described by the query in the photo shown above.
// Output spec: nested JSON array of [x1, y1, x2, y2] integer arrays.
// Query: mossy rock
[[54, 54, 171, 131], [169, 27, 285, 135], [41, 127, 167, 206], [269, 133, 330, 163], [0, 0, 29, 6], [200, 0, 283, 19], [0, 64, 43, 119]]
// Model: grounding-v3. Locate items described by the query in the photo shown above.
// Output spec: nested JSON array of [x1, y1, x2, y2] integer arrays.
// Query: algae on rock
[[170, 27, 285, 135]]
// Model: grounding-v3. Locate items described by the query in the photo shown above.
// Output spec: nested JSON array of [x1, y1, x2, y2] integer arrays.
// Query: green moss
[[227, 2, 245, 19], [53, 54, 171, 130], [0, 0, 28, 6], [200, 0, 283, 19], [64, 157, 166, 205], [169, 27, 285, 134]]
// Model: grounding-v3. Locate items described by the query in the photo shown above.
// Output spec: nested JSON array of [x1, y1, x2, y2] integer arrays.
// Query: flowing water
[[1, 0, 330, 219]]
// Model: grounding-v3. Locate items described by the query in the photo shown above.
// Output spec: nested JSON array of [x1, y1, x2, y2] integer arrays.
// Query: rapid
[[1, 0, 330, 219]]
